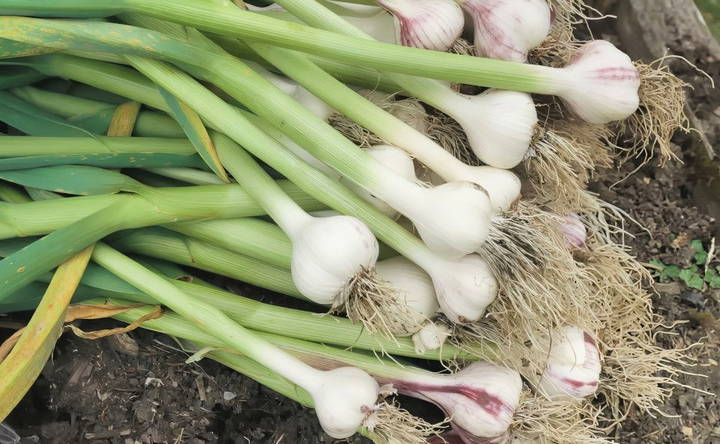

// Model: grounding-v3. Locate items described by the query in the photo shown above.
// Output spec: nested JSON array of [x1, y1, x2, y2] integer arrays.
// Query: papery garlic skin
[[376, 0, 465, 51], [290, 215, 379, 305], [444, 89, 537, 169], [539, 326, 602, 399], [396, 362, 522, 439], [375, 256, 440, 335], [343, 145, 418, 217], [555, 40, 641, 124], [561, 213, 587, 249], [412, 321, 452, 353], [429, 253, 498, 323], [461, 0, 552, 62], [311, 367, 380, 439]]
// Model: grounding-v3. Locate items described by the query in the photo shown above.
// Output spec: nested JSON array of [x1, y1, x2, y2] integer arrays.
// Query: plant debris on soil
[[2, 1, 720, 443]]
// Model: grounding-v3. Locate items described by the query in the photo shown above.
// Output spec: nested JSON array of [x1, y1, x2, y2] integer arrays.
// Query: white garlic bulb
[[560, 213, 587, 249], [430, 253, 498, 323], [461, 0, 552, 62], [412, 321, 452, 353], [290, 215, 379, 305], [376, 0, 465, 51]]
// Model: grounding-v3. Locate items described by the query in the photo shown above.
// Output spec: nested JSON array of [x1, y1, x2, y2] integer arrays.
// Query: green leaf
[[0, 165, 140, 195], [664, 265, 681, 279], [0, 66, 47, 90], [691, 239, 708, 264], [710, 276, 720, 289], [0, 90, 97, 137], [704, 268, 718, 283], [679, 268, 705, 290], [158, 87, 229, 183], [0, 153, 204, 171]]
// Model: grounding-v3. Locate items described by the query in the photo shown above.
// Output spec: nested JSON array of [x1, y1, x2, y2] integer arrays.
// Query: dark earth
[[1, 0, 719, 442]]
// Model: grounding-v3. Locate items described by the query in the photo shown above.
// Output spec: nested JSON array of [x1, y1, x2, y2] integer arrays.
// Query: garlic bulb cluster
[[556, 40, 641, 124], [310, 366, 380, 438], [290, 215, 380, 305], [343, 145, 418, 217], [444, 89, 538, 169], [461, 0, 552, 62], [375, 256, 440, 335], [398, 362, 522, 439], [375, 0, 465, 51], [539, 326, 602, 399], [429, 253, 498, 323], [561, 213, 587, 249]]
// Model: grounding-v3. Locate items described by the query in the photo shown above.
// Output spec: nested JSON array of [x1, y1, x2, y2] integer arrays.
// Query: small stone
[[223, 391, 237, 401], [681, 426, 693, 437], [680, 291, 706, 309]]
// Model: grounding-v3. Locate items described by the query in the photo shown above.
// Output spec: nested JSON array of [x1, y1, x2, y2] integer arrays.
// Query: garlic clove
[[412, 181, 494, 259], [376, 0, 465, 51], [557, 40, 641, 124], [311, 366, 380, 439], [449, 89, 537, 169], [430, 253, 498, 323], [461, 0, 552, 62], [539, 326, 601, 399], [290, 215, 379, 305], [375, 256, 440, 335], [343, 144, 418, 218], [560, 213, 587, 249]]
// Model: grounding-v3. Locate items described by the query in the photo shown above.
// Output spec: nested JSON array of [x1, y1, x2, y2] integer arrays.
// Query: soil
[[1, 1, 720, 443]]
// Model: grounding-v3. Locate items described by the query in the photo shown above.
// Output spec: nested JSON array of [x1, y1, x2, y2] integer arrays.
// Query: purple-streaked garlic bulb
[[375, 0, 465, 51], [539, 326, 601, 399], [560, 213, 587, 249], [555, 40, 641, 124], [460, 0, 552, 62]]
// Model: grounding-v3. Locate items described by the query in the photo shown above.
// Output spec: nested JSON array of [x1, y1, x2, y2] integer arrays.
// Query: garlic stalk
[[374, 0, 466, 51], [539, 326, 601, 400], [211, 133, 381, 307], [342, 144, 419, 218], [458, 0, 552, 62], [9, 49, 498, 324], [91, 244, 382, 440], [257, 1, 539, 170]]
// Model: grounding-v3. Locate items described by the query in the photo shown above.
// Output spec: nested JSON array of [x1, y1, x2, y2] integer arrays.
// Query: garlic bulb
[[343, 145, 418, 218], [443, 89, 538, 169], [560, 213, 587, 249], [539, 326, 602, 399], [290, 215, 380, 305], [398, 362, 522, 439], [461, 166, 521, 212], [429, 253, 497, 323], [555, 40, 641, 124], [311, 366, 380, 438], [412, 321, 452, 353], [409, 181, 494, 258], [461, 0, 552, 62], [375, 0, 465, 51], [375, 256, 440, 335]]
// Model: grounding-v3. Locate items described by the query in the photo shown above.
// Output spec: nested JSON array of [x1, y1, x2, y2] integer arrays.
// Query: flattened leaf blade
[[0, 165, 139, 195], [158, 87, 229, 183]]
